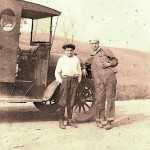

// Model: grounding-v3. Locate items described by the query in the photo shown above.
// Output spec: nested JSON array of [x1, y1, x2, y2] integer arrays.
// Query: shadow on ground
[[0, 106, 60, 123], [113, 113, 149, 128], [0, 105, 149, 126]]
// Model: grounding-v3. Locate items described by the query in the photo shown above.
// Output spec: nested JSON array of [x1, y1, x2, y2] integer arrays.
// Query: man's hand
[[102, 62, 111, 69], [82, 69, 87, 78], [56, 78, 62, 84], [78, 76, 82, 83]]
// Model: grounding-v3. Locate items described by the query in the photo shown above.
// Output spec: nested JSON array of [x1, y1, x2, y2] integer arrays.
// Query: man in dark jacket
[[83, 37, 118, 130]]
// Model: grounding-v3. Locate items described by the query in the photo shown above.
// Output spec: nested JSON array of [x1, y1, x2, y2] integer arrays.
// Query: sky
[[26, 0, 150, 52]]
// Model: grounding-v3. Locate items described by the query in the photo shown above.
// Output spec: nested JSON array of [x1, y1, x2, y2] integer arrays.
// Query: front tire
[[33, 85, 60, 115], [34, 78, 96, 122]]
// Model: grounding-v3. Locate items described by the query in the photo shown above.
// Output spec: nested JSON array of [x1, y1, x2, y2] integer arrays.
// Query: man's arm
[[103, 49, 118, 68], [55, 58, 63, 83], [81, 55, 93, 77], [108, 57, 118, 67], [78, 60, 82, 83]]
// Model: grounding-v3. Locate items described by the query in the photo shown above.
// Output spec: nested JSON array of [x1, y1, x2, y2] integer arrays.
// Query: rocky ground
[[0, 100, 150, 150]]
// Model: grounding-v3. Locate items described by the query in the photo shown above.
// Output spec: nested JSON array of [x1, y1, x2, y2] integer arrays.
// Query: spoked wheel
[[34, 78, 96, 122], [74, 78, 96, 122]]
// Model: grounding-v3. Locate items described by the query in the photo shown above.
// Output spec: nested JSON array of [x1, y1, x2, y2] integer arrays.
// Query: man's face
[[90, 40, 99, 51], [64, 48, 74, 57]]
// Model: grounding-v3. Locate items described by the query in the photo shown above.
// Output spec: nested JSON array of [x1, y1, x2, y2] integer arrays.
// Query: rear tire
[[74, 78, 96, 122], [74, 104, 96, 122], [34, 78, 96, 122]]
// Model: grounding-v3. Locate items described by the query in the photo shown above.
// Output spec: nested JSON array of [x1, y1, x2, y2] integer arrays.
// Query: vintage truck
[[0, 0, 96, 122]]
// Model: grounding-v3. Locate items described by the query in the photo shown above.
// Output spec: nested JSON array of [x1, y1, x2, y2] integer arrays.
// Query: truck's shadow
[[0, 106, 59, 123], [0, 105, 149, 126]]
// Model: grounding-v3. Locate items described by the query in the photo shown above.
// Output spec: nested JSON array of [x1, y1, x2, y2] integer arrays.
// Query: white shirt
[[55, 55, 82, 83]]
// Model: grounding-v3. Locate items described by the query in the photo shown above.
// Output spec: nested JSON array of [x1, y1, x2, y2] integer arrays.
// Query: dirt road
[[0, 100, 150, 150]]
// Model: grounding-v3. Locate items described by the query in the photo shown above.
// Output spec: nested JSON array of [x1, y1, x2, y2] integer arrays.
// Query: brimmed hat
[[89, 37, 100, 42], [62, 43, 75, 50]]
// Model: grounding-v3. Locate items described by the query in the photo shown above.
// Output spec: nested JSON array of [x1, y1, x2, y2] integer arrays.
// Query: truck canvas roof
[[14, 0, 61, 19]]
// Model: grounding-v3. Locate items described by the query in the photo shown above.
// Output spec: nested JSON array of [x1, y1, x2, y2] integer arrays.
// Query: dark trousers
[[59, 106, 73, 119], [59, 76, 79, 120]]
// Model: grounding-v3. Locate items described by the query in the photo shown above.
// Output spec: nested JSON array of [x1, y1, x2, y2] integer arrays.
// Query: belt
[[62, 74, 79, 78]]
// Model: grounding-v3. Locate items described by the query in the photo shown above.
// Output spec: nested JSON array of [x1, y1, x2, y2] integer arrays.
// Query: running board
[[0, 96, 43, 103]]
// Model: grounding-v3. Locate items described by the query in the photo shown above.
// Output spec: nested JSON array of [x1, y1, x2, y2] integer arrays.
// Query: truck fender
[[42, 80, 60, 101]]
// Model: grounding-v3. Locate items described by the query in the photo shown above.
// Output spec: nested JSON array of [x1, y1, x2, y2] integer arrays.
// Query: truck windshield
[[19, 18, 32, 46], [32, 18, 51, 43]]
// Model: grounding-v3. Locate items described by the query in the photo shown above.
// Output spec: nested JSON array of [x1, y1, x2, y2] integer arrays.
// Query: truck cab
[[0, 0, 60, 99]]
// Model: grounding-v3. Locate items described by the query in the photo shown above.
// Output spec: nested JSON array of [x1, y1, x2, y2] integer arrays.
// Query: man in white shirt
[[55, 43, 82, 129]]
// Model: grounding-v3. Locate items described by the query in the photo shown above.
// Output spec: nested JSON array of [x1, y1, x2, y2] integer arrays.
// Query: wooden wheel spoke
[[79, 106, 81, 113], [74, 105, 78, 111], [82, 105, 86, 113], [83, 94, 91, 98], [85, 103, 90, 109], [86, 100, 93, 102]]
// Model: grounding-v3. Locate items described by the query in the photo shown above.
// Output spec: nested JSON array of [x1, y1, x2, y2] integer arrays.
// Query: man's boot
[[59, 119, 66, 129], [59, 106, 66, 129], [67, 119, 78, 128], [105, 121, 112, 130], [95, 119, 103, 128]]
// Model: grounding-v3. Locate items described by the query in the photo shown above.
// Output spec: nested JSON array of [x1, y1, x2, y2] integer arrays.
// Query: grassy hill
[[52, 36, 150, 100], [20, 32, 150, 100]]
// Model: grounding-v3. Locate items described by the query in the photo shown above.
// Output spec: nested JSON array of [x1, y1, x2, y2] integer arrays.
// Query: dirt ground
[[0, 100, 150, 150]]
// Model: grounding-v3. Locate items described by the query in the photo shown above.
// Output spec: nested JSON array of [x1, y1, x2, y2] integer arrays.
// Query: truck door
[[0, 0, 21, 82]]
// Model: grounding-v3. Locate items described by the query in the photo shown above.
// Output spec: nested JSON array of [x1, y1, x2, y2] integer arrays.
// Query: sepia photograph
[[0, 0, 150, 149]]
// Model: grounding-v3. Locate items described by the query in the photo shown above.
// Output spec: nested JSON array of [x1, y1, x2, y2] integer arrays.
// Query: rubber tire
[[34, 101, 59, 113], [74, 103, 96, 123], [33, 85, 60, 114], [34, 78, 96, 122]]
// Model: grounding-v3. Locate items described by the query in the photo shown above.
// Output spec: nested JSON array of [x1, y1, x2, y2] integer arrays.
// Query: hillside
[[20, 32, 150, 100], [52, 36, 150, 100]]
